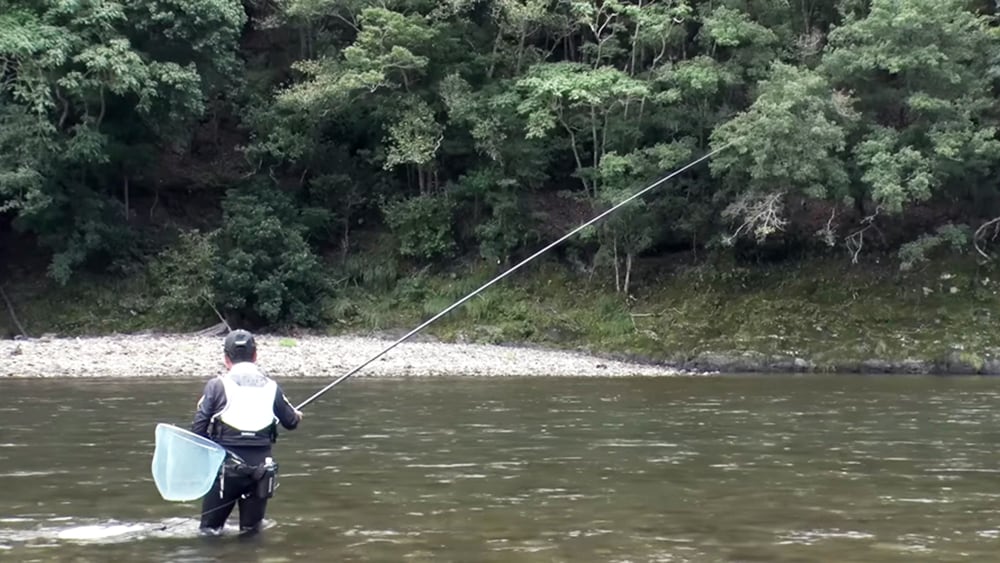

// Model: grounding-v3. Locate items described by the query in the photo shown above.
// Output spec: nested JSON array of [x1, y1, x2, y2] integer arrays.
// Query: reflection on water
[[1, 375, 1000, 561]]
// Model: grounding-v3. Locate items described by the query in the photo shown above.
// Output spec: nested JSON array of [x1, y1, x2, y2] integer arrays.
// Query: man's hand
[[295, 409, 304, 423]]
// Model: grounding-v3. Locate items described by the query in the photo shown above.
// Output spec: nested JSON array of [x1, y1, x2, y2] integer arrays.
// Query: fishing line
[[295, 143, 730, 410], [148, 144, 728, 536]]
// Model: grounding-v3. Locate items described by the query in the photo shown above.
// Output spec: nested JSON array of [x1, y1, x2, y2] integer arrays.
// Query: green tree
[[823, 0, 1000, 213], [215, 184, 327, 326], [597, 141, 697, 293], [710, 63, 850, 244], [517, 62, 649, 196], [0, 0, 246, 282]]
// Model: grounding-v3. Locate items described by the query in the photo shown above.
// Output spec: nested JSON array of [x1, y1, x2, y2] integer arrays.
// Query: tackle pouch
[[255, 458, 279, 499], [222, 456, 279, 499]]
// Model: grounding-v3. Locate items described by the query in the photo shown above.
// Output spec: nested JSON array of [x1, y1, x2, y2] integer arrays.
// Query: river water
[[1, 374, 999, 562]]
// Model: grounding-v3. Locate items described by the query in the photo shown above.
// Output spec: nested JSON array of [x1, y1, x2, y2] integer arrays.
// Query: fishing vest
[[211, 362, 278, 444]]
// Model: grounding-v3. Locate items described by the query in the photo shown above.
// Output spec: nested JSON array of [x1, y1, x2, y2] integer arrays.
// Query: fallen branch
[[191, 322, 228, 337], [201, 295, 231, 333], [0, 284, 28, 338]]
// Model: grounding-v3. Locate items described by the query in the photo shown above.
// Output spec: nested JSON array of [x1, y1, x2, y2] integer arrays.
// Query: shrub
[[214, 184, 327, 326], [381, 193, 456, 260], [149, 229, 218, 326]]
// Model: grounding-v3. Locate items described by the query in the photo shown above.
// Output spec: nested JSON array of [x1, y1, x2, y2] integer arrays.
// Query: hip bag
[[218, 456, 280, 499]]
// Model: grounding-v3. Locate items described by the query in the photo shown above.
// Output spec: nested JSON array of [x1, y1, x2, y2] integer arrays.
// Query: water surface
[[2, 374, 999, 561]]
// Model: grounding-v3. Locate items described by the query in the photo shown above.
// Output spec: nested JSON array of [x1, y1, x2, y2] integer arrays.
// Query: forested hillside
[[2, 0, 999, 347]]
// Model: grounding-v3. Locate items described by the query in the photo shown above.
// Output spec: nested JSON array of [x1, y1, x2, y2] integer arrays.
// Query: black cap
[[223, 329, 257, 362]]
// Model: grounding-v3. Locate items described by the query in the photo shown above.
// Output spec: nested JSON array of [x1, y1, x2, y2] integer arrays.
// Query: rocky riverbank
[[0, 334, 686, 378], [2, 334, 997, 378]]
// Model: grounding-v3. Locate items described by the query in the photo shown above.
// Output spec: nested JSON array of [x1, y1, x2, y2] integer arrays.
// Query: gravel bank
[[0, 334, 685, 378]]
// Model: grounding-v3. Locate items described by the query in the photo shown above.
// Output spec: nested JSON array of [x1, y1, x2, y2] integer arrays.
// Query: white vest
[[217, 363, 278, 433]]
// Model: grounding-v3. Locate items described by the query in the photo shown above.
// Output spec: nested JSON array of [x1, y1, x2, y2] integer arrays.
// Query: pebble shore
[[0, 334, 684, 378]]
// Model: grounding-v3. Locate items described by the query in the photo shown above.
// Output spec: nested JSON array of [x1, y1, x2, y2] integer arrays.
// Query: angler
[[190, 329, 303, 535]]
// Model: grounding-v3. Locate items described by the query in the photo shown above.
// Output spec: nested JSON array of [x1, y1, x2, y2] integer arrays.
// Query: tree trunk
[[624, 251, 633, 296], [150, 187, 159, 220], [417, 166, 426, 195], [515, 26, 527, 74], [307, 20, 314, 58], [558, 113, 590, 194], [487, 31, 503, 78], [123, 175, 130, 221], [56, 86, 70, 130], [629, 0, 643, 77], [590, 104, 600, 197], [613, 235, 621, 293], [341, 214, 351, 260], [97, 86, 106, 127], [212, 102, 221, 148]]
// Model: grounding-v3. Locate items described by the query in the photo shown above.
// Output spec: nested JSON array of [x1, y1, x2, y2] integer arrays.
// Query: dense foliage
[[2, 0, 999, 326]]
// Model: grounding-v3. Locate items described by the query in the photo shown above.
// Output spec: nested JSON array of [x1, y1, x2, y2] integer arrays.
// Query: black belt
[[224, 458, 269, 481]]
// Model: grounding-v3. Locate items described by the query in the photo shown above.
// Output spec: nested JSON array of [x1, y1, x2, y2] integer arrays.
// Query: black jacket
[[191, 365, 300, 463]]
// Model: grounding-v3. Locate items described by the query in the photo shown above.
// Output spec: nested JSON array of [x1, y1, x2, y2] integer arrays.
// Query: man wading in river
[[191, 329, 303, 535]]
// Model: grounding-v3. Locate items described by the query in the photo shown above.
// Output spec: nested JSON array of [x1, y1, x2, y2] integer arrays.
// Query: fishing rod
[[295, 143, 731, 411]]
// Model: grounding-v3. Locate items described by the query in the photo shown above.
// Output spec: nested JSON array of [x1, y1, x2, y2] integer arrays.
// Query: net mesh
[[151, 423, 227, 502]]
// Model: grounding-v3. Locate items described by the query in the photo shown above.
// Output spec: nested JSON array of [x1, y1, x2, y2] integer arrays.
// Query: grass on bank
[[3, 253, 1000, 369], [325, 254, 1000, 367]]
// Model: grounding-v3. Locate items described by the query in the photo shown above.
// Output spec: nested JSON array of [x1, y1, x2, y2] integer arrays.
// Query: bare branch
[[795, 28, 824, 58], [845, 206, 882, 264], [974, 216, 1000, 259], [332, 12, 360, 32], [55, 85, 70, 130], [191, 321, 229, 337], [200, 295, 231, 333], [815, 206, 838, 247], [722, 192, 788, 245], [0, 284, 28, 338], [241, 157, 264, 180]]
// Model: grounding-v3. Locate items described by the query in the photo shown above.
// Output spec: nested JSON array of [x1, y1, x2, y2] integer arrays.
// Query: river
[[1, 374, 999, 562]]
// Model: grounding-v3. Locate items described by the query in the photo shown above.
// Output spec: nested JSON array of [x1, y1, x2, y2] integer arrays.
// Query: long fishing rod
[[295, 143, 730, 411]]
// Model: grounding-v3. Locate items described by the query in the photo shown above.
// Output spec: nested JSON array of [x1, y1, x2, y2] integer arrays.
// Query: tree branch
[[845, 206, 882, 264], [815, 206, 838, 247], [557, 109, 590, 194], [201, 295, 231, 332], [55, 85, 70, 130], [97, 85, 106, 128], [332, 12, 359, 32], [722, 192, 788, 245], [0, 284, 28, 338], [974, 215, 1000, 259]]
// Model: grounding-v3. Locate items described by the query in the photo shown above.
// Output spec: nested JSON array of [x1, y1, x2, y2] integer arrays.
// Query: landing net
[[151, 423, 227, 502]]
